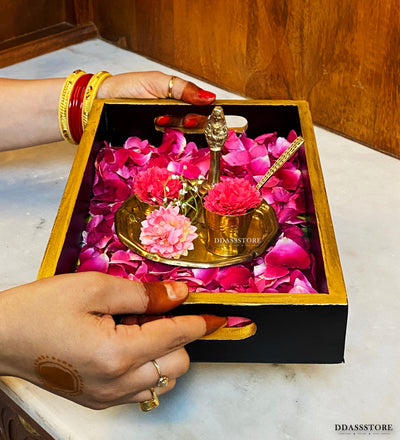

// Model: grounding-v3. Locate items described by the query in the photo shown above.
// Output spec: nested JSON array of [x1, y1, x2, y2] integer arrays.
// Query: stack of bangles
[[58, 70, 112, 144]]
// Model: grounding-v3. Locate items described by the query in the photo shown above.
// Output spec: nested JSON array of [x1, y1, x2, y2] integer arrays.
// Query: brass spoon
[[256, 136, 305, 191]]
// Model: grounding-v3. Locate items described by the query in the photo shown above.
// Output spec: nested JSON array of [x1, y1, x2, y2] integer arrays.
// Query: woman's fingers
[[105, 349, 188, 406], [86, 349, 187, 408], [98, 71, 216, 105], [118, 314, 227, 363], [102, 379, 177, 408], [175, 79, 216, 104], [155, 113, 209, 129]]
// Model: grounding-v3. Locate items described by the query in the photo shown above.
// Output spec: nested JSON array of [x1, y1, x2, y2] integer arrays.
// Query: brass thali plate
[[115, 195, 279, 268]]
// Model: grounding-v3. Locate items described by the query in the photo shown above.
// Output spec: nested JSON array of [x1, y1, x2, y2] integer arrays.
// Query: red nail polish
[[156, 115, 172, 126], [201, 315, 227, 336], [183, 117, 198, 128], [198, 89, 216, 101], [144, 282, 188, 314]]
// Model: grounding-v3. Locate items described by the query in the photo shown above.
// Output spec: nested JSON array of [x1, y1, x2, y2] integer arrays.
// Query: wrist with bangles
[[58, 70, 112, 144]]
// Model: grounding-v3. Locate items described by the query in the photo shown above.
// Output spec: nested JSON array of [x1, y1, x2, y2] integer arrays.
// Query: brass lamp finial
[[204, 106, 228, 189]]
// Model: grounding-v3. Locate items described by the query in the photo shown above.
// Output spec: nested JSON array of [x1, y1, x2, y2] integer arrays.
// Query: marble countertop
[[0, 40, 399, 440]]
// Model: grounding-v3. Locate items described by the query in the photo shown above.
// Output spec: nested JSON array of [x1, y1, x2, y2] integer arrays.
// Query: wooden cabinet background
[[0, 0, 73, 40], [0, 0, 96, 68], [1, 0, 399, 157]]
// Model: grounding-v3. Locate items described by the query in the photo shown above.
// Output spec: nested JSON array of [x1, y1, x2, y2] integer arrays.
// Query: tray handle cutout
[[200, 317, 257, 340]]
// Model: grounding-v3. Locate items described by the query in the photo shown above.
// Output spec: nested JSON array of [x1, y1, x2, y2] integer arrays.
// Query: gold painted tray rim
[[115, 196, 279, 268]]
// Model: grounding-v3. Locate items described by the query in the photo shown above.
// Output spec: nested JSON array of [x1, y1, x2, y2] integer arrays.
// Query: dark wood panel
[[93, 0, 400, 157], [92, 0, 136, 49], [0, 23, 98, 68], [0, 0, 97, 68], [1, 0, 64, 40], [73, 0, 94, 25]]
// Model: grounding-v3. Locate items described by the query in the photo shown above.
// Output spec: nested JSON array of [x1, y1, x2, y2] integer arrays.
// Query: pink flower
[[139, 205, 198, 259], [203, 178, 262, 215], [133, 166, 182, 205]]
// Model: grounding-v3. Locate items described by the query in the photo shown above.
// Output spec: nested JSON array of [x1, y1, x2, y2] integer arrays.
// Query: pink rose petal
[[216, 266, 251, 290], [192, 268, 220, 286], [77, 251, 109, 273], [265, 236, 311, 269], [222, 150, 251, 167]]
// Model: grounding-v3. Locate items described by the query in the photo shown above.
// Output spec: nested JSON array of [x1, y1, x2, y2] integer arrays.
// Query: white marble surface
[[1, 39, 399, 440]]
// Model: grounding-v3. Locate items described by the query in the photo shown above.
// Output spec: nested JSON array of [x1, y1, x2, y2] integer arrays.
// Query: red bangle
[[68, 75, 82, 144], [76, 75, 90, 139], [68, 73, 93, 144]]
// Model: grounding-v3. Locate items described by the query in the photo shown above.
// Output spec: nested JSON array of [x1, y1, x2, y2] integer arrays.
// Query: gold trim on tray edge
[[296, 101, 347, 305]]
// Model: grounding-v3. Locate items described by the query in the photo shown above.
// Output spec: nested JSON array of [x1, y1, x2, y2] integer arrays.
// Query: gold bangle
[[81, 71, 112, 130], [58, 70, 86, 144]]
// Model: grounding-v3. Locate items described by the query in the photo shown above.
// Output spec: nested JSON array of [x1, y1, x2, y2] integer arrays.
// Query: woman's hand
[[98, 71, 216, 131], [0, 71, 215, 151], [0, 272, 226, 409]]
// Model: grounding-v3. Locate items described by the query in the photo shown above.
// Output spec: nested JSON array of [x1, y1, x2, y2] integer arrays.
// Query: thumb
[[85, 273, 189, 315]]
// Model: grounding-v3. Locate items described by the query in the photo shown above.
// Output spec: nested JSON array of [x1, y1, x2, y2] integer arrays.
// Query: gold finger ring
[[167, 76, 176, 98], [139, 388, 159, 412], [152, 359, 169, 387]]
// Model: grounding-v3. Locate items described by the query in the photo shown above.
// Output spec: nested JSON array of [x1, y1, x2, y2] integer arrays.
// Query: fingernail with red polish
[[156, 115, 172, 126], [183, 117, 199, 128], [201, 315, 228, 336], [144, 282, 188, 314], [198, 89, 216, 101]]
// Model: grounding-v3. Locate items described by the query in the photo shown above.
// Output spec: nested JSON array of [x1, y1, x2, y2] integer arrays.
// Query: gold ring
[[167, 76, 176, 98], [139, 388, 159, 412], [152, 360, 169, 387]]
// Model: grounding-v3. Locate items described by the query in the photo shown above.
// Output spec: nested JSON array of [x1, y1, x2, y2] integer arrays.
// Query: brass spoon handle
[[256, 136, 305, 191]]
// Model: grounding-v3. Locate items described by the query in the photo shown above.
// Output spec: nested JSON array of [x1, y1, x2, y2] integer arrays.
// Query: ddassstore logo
[[213, 237, 262, 244], [335, 424, 394, 434]]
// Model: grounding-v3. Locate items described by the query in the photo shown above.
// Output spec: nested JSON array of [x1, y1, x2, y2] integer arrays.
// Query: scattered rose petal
[[77, 251, 109, 273], [216, 266, 251, 290], [265, 236, 311, 269]]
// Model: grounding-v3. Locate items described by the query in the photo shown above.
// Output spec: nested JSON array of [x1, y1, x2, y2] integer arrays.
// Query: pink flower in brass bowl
[[203, 178, 262, 215], [133, 166, 182, 205], [139, 205, 198, 259]]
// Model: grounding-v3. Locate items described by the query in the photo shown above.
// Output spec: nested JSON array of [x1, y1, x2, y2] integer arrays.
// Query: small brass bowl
[[204, 207, 257, 257]]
